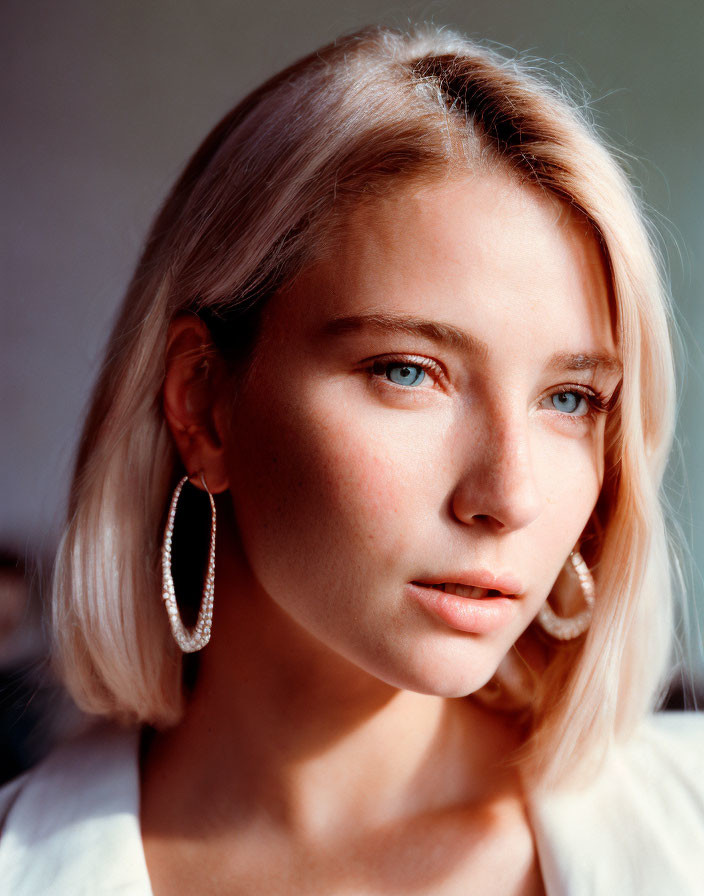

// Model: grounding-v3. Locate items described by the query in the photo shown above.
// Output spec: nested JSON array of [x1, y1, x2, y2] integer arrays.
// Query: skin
[[141, 170, 621, 895]]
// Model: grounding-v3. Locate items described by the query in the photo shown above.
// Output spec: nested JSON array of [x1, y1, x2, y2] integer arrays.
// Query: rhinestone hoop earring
[[536, 550, 595, 641], [161, 473, 216, 653]]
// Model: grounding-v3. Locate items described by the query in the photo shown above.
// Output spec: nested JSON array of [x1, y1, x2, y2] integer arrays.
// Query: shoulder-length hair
[[52, 24, 677, 789]]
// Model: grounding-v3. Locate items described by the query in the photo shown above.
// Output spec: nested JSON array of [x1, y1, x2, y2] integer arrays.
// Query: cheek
[[534, 423, 605, 558], [224, 382, 437, 596]]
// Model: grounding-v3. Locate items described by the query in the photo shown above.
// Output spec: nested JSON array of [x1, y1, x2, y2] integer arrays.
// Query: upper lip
[[412, 569, 523, 596]]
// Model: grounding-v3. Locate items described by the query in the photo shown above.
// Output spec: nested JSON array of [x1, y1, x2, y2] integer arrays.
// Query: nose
[[450, 410, 542, 533]]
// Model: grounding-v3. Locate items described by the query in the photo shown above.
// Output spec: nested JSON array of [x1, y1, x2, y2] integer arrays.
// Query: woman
[[0, 24, 701, 895]]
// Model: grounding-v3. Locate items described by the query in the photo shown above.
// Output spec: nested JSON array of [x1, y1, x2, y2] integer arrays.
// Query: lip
[[413, 569, 524, 596], [407, 572, 522, 635]]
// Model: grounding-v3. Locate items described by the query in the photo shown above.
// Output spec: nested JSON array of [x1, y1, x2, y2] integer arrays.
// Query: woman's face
[[219, 171, 621, 696]]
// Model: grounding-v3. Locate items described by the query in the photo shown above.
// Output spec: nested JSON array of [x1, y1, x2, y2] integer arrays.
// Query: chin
[[367, 645, 504, 699], [406, 672, 499, 700]]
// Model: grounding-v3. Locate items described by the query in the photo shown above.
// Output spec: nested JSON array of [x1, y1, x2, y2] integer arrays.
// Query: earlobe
[[163, 314, 230, 494]]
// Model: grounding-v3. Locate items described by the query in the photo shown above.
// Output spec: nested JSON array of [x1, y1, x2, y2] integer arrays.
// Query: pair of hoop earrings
[[160, 476, 595, 653]]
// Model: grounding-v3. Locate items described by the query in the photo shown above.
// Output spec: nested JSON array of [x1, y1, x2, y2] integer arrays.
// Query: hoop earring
[[535, 550, 595, 641], [161, 473, 216, 653]]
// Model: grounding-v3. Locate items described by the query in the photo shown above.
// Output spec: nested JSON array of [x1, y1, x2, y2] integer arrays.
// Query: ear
[[163, 313, 230, 493]]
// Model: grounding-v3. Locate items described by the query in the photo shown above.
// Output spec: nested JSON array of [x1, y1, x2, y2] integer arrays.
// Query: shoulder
[[0, 722, 151, 895], [620, 710, 704, 802], [531, 712, 704, 896], [614, 711, 704, 849]]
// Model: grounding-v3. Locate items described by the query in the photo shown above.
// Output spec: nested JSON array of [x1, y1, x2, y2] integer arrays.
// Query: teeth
[[430, 583, 490, 598], [446, 583, 488, 598]]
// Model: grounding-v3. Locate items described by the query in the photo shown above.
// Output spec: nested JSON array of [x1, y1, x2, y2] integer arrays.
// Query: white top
[[0, 713, 702, 895]]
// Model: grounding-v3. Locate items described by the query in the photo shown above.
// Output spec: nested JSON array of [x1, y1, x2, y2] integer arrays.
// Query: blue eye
[[551, 391, 588, 416], [368, 357, 439, 392], [383, 362, 426, 387]]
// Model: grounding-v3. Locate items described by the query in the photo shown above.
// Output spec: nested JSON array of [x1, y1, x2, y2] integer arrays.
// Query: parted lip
[[411, 569, 523, 597]]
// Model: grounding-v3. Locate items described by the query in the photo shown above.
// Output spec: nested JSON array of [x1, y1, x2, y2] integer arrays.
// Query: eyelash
[[364, 354, 614, 420]]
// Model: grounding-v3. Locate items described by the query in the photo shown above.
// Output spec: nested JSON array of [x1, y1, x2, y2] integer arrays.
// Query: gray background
[[2, 0, 702, 679]]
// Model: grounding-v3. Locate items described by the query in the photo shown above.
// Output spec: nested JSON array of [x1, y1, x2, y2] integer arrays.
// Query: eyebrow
[[545, 351, 622, 374], [322, 312, 623, 375]]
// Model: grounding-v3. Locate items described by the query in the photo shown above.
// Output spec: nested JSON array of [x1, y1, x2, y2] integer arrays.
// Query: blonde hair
[[52, 24, 678, 789]]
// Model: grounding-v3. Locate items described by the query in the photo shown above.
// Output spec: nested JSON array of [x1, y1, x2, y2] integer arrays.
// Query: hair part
[[52, 24, 678, 790]]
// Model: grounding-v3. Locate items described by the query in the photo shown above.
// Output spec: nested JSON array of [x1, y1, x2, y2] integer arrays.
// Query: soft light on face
[[220, 172, 621, 697]]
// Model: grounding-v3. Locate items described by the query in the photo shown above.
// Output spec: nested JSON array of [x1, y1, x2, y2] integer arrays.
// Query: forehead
[[275, 172, 617, 360]]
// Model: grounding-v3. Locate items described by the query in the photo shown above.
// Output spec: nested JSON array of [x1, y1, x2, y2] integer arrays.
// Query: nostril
[[466, 513, 505, 530]]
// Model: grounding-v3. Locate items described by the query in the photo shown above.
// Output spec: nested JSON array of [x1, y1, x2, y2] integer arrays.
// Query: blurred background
[[1, 0, 702, 777]]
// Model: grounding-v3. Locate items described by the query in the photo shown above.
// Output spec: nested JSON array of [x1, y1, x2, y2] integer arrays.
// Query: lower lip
[[407, 583, 518, 634]]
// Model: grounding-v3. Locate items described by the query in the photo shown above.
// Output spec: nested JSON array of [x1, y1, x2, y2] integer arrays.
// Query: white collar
[[529, 713, 704, 895], [1, 714, 702, 895], [0, 723, 151, 895]]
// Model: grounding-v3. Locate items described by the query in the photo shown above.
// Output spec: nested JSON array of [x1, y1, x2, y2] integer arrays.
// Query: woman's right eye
[[372, 360, 427, 387]]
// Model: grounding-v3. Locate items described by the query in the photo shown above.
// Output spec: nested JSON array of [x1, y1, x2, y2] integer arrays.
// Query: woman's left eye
[[545, 390, 599, 417]]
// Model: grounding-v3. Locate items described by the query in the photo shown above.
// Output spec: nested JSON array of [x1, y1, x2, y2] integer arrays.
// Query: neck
[[141, 523, 525, 842]]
